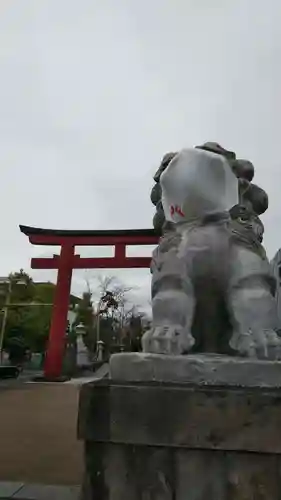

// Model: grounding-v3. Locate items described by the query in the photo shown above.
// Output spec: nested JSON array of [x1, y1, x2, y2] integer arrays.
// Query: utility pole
[[0, 279, 12, 363]]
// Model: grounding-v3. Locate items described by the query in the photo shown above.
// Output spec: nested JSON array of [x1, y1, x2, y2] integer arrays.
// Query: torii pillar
[[20, 225, 158, 380]]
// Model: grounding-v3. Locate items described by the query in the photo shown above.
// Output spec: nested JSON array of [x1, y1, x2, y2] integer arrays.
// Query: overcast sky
[[1, 0, 281, 309]]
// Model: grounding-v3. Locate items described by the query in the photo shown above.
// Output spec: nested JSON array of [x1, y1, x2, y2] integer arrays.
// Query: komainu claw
[[230, 329, 281, 360], [142, 325, 195, 355]]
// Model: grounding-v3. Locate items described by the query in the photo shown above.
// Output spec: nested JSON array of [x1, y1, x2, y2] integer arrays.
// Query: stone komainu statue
[[143, 143, 280, 358]]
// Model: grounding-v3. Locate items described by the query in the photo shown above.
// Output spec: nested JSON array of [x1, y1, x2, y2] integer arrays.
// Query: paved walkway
[[0, 364, 108, 487], [0, 482, 80, 499], [0, 383, 83, 485], [24, 363, 109, 386], [63, 363, 109, 385]]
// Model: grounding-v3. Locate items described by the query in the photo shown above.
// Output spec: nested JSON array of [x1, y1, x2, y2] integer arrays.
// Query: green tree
[[0, 270, 35, 309], [2, 276, 82, 355], [19, 306, 51, 352]]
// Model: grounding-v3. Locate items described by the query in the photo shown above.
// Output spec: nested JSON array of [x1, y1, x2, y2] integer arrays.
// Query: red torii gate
[[20, 225, 158, 380]]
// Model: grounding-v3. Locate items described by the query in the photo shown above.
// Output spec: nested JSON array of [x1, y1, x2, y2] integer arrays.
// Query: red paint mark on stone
[[171, 205, 185, 217]]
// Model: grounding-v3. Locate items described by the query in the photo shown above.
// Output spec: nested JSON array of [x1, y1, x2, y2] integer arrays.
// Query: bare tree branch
[[83, 272, 144, 334], [98, 275, 117, 294]]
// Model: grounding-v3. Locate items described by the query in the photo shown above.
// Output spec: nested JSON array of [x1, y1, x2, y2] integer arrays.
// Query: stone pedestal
[[78, 353, 281, 499]]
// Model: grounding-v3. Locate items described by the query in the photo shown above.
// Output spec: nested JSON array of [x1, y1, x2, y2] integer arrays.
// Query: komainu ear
[[195, 142, 236, 161], [153, 152, 177, 182], [231, 159, 255, 182]]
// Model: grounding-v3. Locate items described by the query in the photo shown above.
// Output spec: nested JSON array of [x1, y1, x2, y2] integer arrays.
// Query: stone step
[[0, 482, 80, 500]]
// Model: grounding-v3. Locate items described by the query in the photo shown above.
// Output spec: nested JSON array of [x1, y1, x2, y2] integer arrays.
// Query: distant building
[[33, 281, 81, 307], [0, 278, 81, 308]]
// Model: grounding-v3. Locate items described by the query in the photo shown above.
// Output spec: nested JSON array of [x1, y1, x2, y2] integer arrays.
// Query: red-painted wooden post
[[19, 225, 159, 380], [44, 244, 74, 379]]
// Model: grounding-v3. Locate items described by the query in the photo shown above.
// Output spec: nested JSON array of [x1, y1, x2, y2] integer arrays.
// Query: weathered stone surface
[[175, 450, 226, 499], [7, 483, 80, 500], [80, 442, 281, 499], [80, 443, 174, 500], [148, 145, 277, 360], [0, 481, 23, 498], [110, 352, 281, 387], [225, 453, 280, 499], [78, 378, 281, 498], [175, 450, 281, 499], [79, 345, 281, 498], [78, 378, 281, 453]]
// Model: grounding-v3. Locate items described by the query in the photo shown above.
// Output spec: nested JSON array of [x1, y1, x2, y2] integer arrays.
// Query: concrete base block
[[78, 353, 281, 499], [110, 352, 281, 387]]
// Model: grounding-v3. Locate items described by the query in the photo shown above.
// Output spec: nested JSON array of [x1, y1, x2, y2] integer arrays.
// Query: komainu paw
[[230, 329, 281, 360], [142, 324, 195, 355]]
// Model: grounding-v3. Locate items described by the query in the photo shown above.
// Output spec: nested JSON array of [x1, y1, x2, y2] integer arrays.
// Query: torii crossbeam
[[20, 225, 158, 380]]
